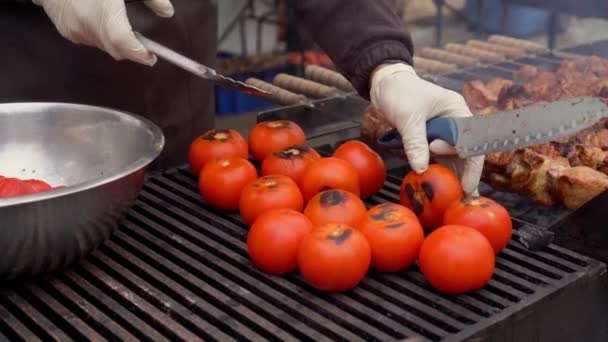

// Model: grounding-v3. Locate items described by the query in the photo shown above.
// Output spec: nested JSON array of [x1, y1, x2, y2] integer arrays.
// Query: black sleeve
[[291, 0, 414, 99]]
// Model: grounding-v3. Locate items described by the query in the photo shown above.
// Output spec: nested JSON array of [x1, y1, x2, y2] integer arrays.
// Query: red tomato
[[419, 225, 495, 294], [248, 120, 306, 162], [304, 189, 367, 227], [443, 196, 513, 253], [247, 209, 313, 274], [298, 223, 371, 292], [0, 178, 30, 198], [239, 175, 304, 226], [400, 164, 463, 230], [299, 157, 360, 202], [188, 129, 248, 176], [358, 203, 425, 272], [333, 140, 386, 198], [23, 179, 53, 193], [198, 158, 257, 211], [261, 145, 321, 185]]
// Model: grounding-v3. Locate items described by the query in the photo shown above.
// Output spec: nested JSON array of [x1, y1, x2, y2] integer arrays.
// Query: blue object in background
[[463, 0, 553, 38], [215, 52, 287, 116]]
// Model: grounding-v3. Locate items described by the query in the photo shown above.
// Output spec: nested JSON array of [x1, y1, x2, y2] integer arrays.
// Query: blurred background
[[213, 0, 608, 116]]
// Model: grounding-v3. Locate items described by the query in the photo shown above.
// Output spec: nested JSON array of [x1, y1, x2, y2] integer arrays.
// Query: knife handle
[[376, 117, 459, 149]]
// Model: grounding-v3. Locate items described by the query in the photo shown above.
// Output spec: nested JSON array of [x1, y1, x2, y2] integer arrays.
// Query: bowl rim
[[0, 102, 165, 208]]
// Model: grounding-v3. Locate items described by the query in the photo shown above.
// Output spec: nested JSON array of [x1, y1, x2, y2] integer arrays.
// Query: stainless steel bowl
[[0, 103, 164, 281]]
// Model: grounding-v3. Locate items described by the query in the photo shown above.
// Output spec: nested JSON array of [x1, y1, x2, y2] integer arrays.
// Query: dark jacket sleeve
[[291, 0, 414, 99]]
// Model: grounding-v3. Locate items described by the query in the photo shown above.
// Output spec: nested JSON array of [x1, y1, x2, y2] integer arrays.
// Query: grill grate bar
[[96, 241, 241, 341], [76, 260, 198, 341], [1, 291, 71, 341], [40, 277, 137, 341], [25, 286, 97, 340], [356, 279, 467, 331], [112, 221, 317, 342], [0, 300, 41, 342], [59, 270, 171, 342], [367, 273, 484, 322], [499, 249, 564, 279], [402, 272, 500, 316], [508, 244, 581, 272], [493, 259, 552, 286], [134, 183, 396, 341]]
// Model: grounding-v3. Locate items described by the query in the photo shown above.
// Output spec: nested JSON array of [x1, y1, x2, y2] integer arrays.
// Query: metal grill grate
[[0, 165, 601, 342]]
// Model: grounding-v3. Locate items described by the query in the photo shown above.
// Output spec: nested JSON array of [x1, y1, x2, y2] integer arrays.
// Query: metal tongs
[[134, 32, 272, 98]]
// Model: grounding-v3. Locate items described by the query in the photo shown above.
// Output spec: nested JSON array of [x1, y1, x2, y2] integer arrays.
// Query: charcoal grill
[[2, 36, 608, 341], [0, 162, 605, 342]]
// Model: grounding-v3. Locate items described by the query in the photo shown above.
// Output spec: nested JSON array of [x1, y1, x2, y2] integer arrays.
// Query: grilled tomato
[[239, 175, 304, 226], [188, 129, 248, 176], [419, 225, 495, 295], [198, 158, 257, 211], [23, 179, 53, 193], [299, 157, 360, 202], [358, 203, 424, 272], [248, 120, 306, 162], [304, 189, 367, 227], [261, 145, 321, 185], [400, 164, 463, 230], [0, 178, 30, 198], [443, 196, 513, 253], [298, 223, 371, 292], [247, 209, 313, 274], [333, 140, 386, 198]]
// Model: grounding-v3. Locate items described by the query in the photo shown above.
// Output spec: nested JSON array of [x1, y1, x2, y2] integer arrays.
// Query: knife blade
[[376, 96, 608, 158], [134, 32, 272, 99]]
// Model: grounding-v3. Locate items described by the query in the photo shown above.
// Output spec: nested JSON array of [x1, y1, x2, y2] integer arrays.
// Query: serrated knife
[[376, 96, 608, 158]]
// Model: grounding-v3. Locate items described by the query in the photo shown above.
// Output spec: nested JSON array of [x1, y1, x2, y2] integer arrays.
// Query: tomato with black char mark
[[303, 189, 367, 227], [358, 203, 424, 272], [298, 222, 371, 292], [400, 164, 463, 230]]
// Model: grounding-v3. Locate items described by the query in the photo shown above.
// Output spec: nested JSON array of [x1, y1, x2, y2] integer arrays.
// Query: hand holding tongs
[[134, 32, 272, 98]]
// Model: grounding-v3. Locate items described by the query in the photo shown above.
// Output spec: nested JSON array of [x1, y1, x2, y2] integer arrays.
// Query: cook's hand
[[33, 0, 174, 66], [370, 63, 484, 195]]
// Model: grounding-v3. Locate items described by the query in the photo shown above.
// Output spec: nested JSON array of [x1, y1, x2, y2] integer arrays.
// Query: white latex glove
[[33, 0, 174, 66], [370, 63, 484, 195]]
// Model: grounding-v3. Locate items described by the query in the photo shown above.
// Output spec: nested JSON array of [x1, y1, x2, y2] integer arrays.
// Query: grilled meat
[[360, 56, 608, 209]]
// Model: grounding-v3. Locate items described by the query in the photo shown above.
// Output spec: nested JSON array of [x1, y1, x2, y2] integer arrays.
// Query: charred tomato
[[443, 196, 513, 253], [198, 158, 258, 211], [299, 157, 360, 202], [0, 178, 30, 198], [261, 145, 321, 185], [248, 120, 306, 162], [247, 209, 313, 274], [188, 129, 249, 176], [239, 175, 304, 226], [303, 189, 367, 228], [358, 203, 424, 272], [400, 164, 463, 230], [298, 223, 371, 292], [333, 140, 386, 198], [23, 179, 53, 193]]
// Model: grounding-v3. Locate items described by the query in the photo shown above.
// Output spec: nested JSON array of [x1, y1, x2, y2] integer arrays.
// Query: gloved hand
[[370, 63, 484, 195], [33, 0, 174, 66]]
